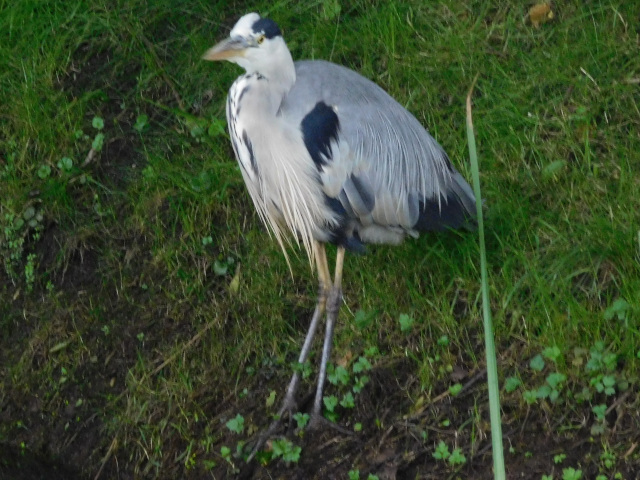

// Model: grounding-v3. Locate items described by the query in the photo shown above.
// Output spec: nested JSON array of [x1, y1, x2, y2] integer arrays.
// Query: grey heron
[[203, 12, 476, 445]]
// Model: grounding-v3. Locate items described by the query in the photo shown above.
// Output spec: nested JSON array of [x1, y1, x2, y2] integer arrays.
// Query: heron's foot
[[307, 413, 355, 436], [246, 395, 301, 462]]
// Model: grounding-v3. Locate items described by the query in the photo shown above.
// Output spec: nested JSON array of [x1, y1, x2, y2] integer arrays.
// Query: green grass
[[1, 0, 639, 478]]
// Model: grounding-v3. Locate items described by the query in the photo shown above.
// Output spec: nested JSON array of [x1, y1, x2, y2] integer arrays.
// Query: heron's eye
[[257, 35, 265, 45]]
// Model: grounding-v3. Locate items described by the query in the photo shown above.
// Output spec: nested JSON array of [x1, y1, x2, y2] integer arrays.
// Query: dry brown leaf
[[529, 3, 554, 27], [336, 350, 353, 368]]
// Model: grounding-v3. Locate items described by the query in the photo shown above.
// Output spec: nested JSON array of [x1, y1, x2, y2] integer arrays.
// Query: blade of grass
[[466, 75, 505, 479]]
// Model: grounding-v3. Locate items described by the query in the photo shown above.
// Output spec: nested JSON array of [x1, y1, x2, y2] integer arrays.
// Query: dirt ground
[[2, 266, 639, 480]]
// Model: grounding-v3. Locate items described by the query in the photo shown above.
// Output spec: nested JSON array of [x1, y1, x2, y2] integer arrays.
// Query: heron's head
[[203, 13, 290, 76]]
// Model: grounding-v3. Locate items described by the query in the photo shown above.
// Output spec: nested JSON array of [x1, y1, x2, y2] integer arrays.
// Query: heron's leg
[[278, 241, 331, 413], [311, 246, 345, 418], [247, 242, 331, 462]]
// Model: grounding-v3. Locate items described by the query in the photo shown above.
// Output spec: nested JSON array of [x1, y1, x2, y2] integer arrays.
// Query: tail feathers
[[414, 172, 478, 232]]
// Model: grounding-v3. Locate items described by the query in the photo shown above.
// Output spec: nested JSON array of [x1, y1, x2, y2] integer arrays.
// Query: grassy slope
[[1, 0, 639, 478]]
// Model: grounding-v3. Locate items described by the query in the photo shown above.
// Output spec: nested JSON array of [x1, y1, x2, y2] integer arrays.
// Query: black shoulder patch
[[252, 18, 282, 39], [301, 102, 340, 171]]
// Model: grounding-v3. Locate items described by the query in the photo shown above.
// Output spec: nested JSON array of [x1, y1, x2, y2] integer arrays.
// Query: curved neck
[[235, 40, 296, 114]]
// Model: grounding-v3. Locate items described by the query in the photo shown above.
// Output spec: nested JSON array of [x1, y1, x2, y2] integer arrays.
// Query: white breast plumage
[[227, 74, 260, 185]]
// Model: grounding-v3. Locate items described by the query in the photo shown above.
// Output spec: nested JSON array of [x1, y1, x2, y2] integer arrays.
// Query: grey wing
[[280, 60, 476, 249]]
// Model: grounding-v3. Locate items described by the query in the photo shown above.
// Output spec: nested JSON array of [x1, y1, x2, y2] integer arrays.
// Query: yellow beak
[[202, 37, 248, 61]]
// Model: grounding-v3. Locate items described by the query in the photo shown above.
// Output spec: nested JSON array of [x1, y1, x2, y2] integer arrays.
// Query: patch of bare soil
[[2, 246, 640, 480], [198, 363, 639, 480], [0, 445, 81, 480]]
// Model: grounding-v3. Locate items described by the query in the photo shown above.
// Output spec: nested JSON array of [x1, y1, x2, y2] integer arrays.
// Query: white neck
[[234, 39, 296, 113]]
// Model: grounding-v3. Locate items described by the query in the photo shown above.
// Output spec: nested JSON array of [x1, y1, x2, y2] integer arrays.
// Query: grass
[[1, 0, 640, 478], [467, 75, 505, 478]]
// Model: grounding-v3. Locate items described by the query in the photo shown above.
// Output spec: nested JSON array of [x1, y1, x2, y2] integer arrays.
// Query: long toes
[[307, 414, 354, 436]]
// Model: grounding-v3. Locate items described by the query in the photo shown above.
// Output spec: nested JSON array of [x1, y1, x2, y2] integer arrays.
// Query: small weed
[[1, 205, 44, 285], [449, 448, 467, 466], [37, 164, 51, 179], [265, 390, 276, 408], [293, 412, 309, 429], [542, 346, 562, 363], [504, 376, 521, 392], [142, 165, 156, 181], [592, 404, 607, 422], [271, 438, 301, 463], [352, 375, 370, 394], [591, 404, 608, 435], [586, 342, 620, 396], [201, 236, 213, 246], [604, 298, 631, 324], [328, 364, 350, 386], [363, 346, 379, 358], [134, 114, 149, 133], [352, 356, 372, 374], [213, 256, 235, 275], [91, 116, 105, 152], [340, 392, 355, 408], [57, 157, 73, 172], [449, 383, 462, 396], [536, 372, 567, 403], [433, 441, 450, 460], [24, 253, 37, 291], [554, 453, 567, 464], [220, 445, 238, 474], [292, 361, 312, 380], [225, 414, 245, 434], [185, 451, 196, 470], [92, 116, 104, 130], [432, 440, 466, 466], [562, 467, 582, 480], [529, 354, 545, 372], [321, 352, 375, 418], [398, 313, 414, 333], [323, 395, 339, 421], [202, 459, 216, 470], [600, 449, 616, 469], [354, 309, 375, 329]]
